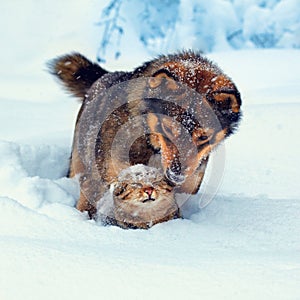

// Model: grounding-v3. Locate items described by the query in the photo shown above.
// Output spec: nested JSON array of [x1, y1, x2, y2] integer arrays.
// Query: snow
[[1, 1, 300, 299], [97, 0, 300, 62], [117, 165, 163, 183], [1, 49, 299, 300]]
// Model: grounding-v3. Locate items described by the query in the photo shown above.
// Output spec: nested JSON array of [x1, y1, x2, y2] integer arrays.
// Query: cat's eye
[[153, 180, 173, 192], [113, 184, 127, 196], [130, 183, 143, 189]]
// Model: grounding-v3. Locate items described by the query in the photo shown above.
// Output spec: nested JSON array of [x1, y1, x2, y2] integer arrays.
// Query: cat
[[97, 165, 179, 229]]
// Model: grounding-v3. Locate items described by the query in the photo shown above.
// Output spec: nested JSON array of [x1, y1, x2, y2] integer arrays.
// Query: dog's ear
[[48, 52, 108, 99]]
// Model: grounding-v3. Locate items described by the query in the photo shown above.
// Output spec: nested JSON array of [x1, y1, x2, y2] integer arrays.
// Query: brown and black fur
[[49, 52, 108, 98], [49, 51, 242, 222]]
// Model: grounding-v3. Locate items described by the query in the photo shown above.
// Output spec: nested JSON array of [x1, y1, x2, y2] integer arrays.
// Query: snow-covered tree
[[96, 0, 300, 61]]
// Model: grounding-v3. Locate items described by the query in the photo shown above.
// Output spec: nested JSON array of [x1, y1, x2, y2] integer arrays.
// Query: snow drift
[[0, 50, 299, 300], [0, 0, 299, 298]]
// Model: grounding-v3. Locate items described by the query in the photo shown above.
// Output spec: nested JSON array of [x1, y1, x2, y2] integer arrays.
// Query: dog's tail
[[48, 53, 108, 99]]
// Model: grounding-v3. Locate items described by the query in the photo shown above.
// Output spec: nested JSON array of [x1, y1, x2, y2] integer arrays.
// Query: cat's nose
[[144, 187, 154, 197]]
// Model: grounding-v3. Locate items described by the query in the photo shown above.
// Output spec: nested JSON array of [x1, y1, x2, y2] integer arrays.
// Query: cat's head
[[112, 165, 179, 229]]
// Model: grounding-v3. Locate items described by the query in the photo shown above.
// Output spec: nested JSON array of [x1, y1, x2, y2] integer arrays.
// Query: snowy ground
[[0, 49, 300, 300]]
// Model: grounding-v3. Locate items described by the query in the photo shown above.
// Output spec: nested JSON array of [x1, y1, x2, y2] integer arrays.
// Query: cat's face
[[112, 165, 179, 229]]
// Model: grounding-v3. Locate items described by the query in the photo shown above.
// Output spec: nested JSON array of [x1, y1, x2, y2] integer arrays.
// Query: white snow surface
[[1, 48, 299, 300], [0, 1, 300, 296]]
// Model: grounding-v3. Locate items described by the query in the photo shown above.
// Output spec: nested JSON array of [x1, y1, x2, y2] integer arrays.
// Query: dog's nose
[[165, 167, 185, 185]]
